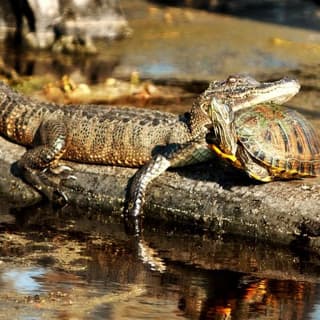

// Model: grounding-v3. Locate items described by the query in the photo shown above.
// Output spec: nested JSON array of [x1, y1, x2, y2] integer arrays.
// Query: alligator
[[0, 76, 300, 235]]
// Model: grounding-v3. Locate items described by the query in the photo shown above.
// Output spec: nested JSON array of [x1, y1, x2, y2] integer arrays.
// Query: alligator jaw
[[232, 77, 301, 112], [205, 75, 301, 113]]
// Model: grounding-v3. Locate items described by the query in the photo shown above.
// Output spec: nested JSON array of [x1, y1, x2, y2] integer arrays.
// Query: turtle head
[[204, 75, 300, 112], [206, 96, 238, 157]]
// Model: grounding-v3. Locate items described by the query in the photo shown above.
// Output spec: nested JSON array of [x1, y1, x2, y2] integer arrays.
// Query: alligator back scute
[[63, 109, 189, 167], [0, 81, 193, 167]]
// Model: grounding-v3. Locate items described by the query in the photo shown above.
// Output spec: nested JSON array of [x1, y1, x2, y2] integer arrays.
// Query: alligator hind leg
[[19, 119, 68, 170], [17, 119, 72, 200]]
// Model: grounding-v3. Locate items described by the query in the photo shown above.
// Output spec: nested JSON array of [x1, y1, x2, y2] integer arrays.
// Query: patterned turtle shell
[[234, 103, 320, 181], [209, 103, 320, 181]]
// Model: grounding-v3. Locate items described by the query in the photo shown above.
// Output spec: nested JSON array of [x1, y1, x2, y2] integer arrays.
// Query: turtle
[[206, 102, 320, 182]]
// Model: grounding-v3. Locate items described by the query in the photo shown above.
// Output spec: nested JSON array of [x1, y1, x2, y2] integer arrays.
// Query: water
[[1, 201, 320, 319], [1, 0, 320, 83]]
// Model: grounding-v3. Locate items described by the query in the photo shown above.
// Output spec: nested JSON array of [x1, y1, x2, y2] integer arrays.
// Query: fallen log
[[1, 136, 320, 253]]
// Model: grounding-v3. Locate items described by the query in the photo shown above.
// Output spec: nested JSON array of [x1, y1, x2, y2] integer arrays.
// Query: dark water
[[1, 201, 320, 319]]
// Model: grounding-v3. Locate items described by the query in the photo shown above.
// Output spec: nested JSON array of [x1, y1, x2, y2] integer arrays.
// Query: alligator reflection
[[2, 43, 120, 83], [0, 201, 319, 319]]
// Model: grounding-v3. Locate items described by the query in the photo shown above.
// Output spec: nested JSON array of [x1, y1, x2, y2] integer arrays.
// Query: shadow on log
[[1, 136, 320, 254]]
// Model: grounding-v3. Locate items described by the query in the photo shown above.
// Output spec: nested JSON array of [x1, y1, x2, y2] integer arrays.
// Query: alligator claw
[[49, 165, 73, 175], [65, 174, 77, 181], [52, 189, 69, 205], [49, 165, 78, 182]]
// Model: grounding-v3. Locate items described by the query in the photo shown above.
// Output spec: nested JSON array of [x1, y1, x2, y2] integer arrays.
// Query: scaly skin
[[0, 76, 300, 235]]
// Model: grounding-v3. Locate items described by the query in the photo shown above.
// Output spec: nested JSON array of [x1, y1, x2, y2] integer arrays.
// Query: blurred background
[[0, 0, 319, 121]]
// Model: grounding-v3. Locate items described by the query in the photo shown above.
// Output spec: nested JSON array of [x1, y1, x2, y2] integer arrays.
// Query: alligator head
[[203, 74, 300, 112], [196, 74, 301, 156]]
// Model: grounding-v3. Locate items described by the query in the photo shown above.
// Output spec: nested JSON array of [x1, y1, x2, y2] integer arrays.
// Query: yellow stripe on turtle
[[209, 144, 237, 163]]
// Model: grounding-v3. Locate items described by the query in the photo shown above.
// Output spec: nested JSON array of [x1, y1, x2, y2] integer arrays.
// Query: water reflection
[[1, 267, 45, 295], [2, 44, 120, 84], [0, 201, 320, 319]]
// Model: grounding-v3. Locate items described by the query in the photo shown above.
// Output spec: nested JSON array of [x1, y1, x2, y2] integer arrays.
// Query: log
[[1, 136, 320, 254], [0, 137, 42, 206]]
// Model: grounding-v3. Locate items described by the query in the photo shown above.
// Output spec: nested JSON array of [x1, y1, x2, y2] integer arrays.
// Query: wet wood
[[1, 136, 320, 253]]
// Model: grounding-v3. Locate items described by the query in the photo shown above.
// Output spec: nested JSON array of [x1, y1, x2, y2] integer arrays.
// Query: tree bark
[[1, 136, 320, 253]]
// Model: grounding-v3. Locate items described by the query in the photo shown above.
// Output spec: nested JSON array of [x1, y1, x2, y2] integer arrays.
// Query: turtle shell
[[235, 103, 320, 178]]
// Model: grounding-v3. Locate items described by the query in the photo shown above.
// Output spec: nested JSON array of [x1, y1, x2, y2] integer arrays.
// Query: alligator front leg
[[125, 153, 171, 234], [125, 140, 207, 272], [17, 119, 71, 201], [125, 140, 206, 235]]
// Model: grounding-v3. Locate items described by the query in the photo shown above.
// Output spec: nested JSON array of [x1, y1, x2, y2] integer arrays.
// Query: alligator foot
[[18, 165, 64, 202], [17, 162, 81, 205]]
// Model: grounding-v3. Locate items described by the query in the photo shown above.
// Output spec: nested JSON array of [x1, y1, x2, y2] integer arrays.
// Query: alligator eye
[[227, 76, 237, 83]]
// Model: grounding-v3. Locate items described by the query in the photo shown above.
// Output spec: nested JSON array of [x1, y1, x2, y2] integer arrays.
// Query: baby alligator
[[0, 75, 300, 234]]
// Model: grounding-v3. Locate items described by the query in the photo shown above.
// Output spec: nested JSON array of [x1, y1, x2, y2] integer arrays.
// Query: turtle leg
[[246, 161, 273, 182], [238, 148, 273, 182]]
